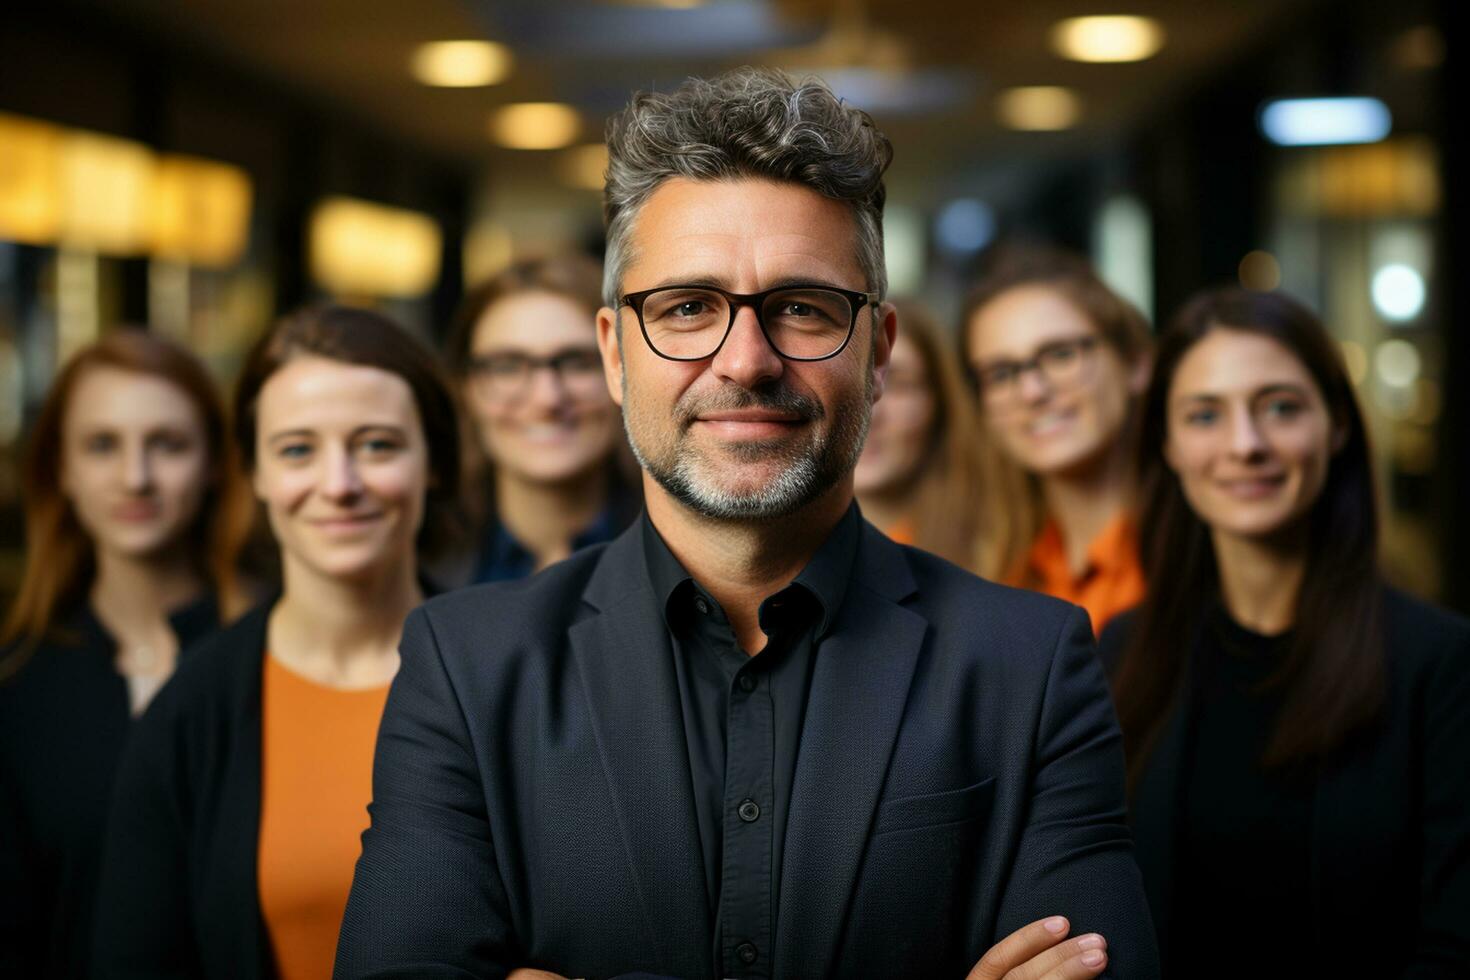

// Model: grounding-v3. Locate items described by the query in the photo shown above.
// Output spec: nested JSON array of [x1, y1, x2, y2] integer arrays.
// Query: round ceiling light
[[1050, 16, 1165, 63], [411, 41, 513, 88], [996, 87, 1082, 131], [489, 103, 582, 150]]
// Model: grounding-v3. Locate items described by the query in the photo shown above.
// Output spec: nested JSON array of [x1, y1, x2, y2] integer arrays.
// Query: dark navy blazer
[[337, 517, 1159, 979]]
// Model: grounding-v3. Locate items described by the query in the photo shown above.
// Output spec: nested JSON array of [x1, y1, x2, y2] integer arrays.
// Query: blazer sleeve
[[1408, 621, 1470, 976], [994, 606, 1160, 979], [91, 692, 205, 978], [335, 605, 517, 978]]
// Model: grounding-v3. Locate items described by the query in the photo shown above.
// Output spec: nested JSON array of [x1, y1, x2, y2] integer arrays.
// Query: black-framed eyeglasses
[[465, 347, 606, 402], [972, 335, 1100, 406], [620, 283, 879, 362]]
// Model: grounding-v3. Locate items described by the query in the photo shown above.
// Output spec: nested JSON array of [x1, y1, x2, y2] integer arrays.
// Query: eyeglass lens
[[470, 348, 605, 401], [638, 286, 856, 360], [978, 337, 1097, 402]]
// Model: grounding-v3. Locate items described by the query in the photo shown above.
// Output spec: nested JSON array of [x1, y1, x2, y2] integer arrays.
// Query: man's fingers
[[966, 916, 1071, 980], [1020, 935, 1108, 980]]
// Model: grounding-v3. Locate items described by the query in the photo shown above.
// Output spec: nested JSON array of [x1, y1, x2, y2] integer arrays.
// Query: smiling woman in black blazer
[[92, 306, 461, 979], [1100, 288, 1470, 978], [0, 330, 247, 980]]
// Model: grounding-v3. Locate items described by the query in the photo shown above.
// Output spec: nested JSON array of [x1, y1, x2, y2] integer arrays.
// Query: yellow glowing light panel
[[149, 156, 253, 267], [0, 113, 65, 244], [309, 197, 442, 298], [0, 111, 254, 265]]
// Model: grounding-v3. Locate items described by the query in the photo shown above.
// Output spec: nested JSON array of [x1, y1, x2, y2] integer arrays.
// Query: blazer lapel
[[776, 525, 927, 979], [569, 529, 714, 979]]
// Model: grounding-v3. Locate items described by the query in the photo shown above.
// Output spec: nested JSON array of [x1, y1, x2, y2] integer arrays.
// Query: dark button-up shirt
[[641, 504, 859, 979]]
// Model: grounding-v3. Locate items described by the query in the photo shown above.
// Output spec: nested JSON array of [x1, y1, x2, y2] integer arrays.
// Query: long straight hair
[[1, 329, 250, 674], [1113, 288, 1384, 777], [958, 245, 1152, 582], [879, 300, 987, 570]]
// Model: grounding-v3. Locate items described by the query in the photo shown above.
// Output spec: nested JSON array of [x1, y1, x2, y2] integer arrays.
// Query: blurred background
[[1, 0, 1462, 610]]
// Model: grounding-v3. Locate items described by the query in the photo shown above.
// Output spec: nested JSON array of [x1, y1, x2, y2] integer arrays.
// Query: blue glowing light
[[1259, 97, 1392, 146], [935, 199, 996, 255]]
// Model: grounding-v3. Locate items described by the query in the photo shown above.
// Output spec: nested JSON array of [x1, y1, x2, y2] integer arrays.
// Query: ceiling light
[[410, 41, 512, 88], [996, 87, 1082, 131], [1050, 16, 1165, 63], [489, 103, 581, 150], [1371, 264, 1426, 322], [935, 199, 996, 254], [1259, 97, 1391, 146], [1237, 250, 1282, 292], [1374, 338, 1421, 388], [310, 197, 441, 298]]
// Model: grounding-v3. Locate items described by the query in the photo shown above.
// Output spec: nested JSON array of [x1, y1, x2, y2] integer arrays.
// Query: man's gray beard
[[624, 374, 873, 522]]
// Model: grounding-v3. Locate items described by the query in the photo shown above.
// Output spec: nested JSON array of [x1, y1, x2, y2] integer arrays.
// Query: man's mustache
[[675, 382, 824, 427]]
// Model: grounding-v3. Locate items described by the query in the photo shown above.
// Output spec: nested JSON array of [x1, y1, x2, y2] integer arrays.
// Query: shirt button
[[738, 799, 761, 822], [736, 941, 758, 965], [694, 596, 710, 615], [737, 673, 757, 693]]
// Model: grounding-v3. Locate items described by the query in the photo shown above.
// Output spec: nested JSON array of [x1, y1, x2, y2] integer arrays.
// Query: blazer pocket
[[871, 777, 996, 836]]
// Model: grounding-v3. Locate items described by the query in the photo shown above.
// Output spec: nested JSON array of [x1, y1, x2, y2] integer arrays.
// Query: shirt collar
[[640, 501, 861, 641]]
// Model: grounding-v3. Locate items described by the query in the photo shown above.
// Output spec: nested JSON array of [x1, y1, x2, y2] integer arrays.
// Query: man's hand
[[506, 918, 1107, 980], [966, 916, 1108, 980]]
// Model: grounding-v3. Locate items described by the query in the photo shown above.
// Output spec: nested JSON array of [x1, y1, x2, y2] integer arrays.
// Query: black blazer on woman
[[0, 598, 219, 980], [1099, 587, 1470, 978], [91, 602, 276, 979]]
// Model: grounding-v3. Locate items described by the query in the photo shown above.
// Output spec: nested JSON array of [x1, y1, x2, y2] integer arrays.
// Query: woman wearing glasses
[[448, 254, 636, 583], [1101, 287, 1470, 977], [962, 246, 1152, 634]]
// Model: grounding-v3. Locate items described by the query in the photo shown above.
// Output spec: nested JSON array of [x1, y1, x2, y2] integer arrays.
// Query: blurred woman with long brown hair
[[854, 300, 985, 569], [962, 246, 1152, 633], [1101, 287, 1470, 977], [0, 328, 248, 979]]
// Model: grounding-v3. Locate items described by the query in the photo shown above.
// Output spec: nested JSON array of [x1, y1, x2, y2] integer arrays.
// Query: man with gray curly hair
[[339, 68, 1158, 980]]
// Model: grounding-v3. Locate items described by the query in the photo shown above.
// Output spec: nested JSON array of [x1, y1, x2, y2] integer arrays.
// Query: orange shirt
[[882, 516, 917, 546], [258, 655, 390, 980], [1012, 515, 1145, 636]]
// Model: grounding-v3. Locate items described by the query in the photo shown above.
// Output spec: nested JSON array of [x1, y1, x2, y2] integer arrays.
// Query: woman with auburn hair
[[962, 245, 1152, 633], [446, 253, 637, 583], [94, 305, 461, 980], [854, 300, 985, 569], [1100, 287, 1470, 977], [0, 328, 248, 979]]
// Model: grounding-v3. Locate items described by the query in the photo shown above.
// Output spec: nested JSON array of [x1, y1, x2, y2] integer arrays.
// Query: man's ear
[[596, 306, 625, 407], [869, 302, 898, 404]]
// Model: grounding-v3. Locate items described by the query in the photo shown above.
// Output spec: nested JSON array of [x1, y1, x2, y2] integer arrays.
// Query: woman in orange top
[[854, 301, 985, 569], [93, 306, 462, 979], [962, 246, 1152, 634]]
